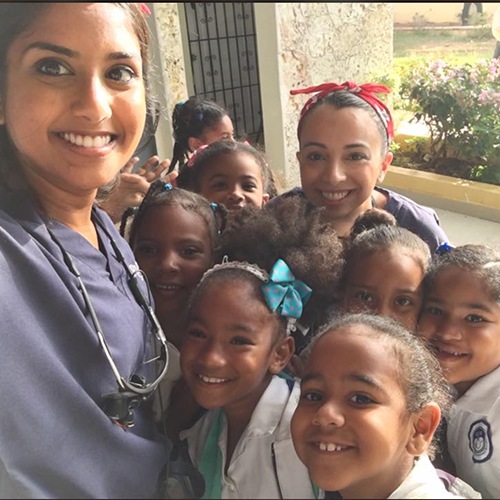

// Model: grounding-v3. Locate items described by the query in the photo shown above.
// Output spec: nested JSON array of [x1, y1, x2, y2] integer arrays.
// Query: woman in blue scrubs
[[0, 3, 174, 497]]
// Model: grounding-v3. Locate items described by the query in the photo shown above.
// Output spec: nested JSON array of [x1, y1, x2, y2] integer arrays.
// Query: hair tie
[[137, 3, 151, 15], [290, 81, 394, 143], [187, 144, 209, 167], [209, 203, 227, 235], [435, 241, 456, 256], [162, 182, 173, 191]]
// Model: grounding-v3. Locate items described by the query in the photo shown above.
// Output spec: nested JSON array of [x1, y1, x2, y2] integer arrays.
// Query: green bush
[[396, 58, 500, 185]]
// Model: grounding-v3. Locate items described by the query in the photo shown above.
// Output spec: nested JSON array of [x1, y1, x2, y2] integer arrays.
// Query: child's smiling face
[[343, 247, 425, 330], [133, 204, 213, 327], [180, 277, 292, 415], [197, 151, 269, 210], [291, 326, 418, 499], [419, 266, 500, 395]]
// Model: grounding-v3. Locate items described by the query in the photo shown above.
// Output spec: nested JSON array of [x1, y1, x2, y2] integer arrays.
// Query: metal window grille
[[184, 2, 263, 144]]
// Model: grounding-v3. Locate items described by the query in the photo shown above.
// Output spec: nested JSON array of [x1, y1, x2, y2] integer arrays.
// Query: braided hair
[[169, 96, 231, 173], [120, 179, 227, 248], [424, 244, 500, 302]]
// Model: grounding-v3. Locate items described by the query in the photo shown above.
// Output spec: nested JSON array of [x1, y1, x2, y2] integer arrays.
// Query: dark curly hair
[[169, 96, 231, 172], [191, 266, 289, 340], [302, 312, 454, 460], [214, 195, 344, 347], [176, 139, 279, 199]]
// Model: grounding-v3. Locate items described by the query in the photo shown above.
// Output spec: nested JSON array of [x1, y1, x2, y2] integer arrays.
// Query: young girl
[[419, 244, 500, 498], [291, 312, 461, 499], [340, 208, 431, 330], [178, 196, 343, 498], [273, 81, 448, 253], [176, 139, 278, 210], [98, 95, 233, 223], [0, 3, 171, 497], [169, 95, 235, 172], [121, 180, 225, 412], [179, 259, 317, 498]]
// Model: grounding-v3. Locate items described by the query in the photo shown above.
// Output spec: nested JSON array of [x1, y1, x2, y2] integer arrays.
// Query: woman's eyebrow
[[23, 41, 77, 58], [23, 42, 137, 61]]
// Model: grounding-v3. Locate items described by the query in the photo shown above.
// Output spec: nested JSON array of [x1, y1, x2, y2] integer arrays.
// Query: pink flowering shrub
[[399, 58, 500, 185]]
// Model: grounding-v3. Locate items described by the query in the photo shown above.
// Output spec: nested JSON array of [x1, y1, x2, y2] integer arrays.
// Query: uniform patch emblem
[[468, 419, 493, 463]]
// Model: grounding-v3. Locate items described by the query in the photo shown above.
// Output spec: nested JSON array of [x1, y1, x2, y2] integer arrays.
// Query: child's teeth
[[199, 374, 227, 384], [319, 442, 346, 452]]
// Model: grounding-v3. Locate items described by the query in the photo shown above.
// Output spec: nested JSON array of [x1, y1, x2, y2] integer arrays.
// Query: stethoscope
[[46, 208, 169, 428]]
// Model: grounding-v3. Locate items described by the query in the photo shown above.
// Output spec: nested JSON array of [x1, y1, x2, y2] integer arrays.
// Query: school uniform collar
[[388, 454, 453, 499], [455, 365, 500, 415], [242, 375, 293, 438]]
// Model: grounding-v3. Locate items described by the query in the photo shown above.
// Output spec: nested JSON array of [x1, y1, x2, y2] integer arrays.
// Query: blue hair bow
[[261, 259, 312, 320]]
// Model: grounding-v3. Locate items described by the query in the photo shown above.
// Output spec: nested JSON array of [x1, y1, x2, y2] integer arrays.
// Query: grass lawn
[[393, 27, 496, 66]]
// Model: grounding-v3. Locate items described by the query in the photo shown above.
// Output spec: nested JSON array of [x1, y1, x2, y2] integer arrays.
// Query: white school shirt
[[153, 340, 181, 422], [447, 365, 500, 499], [388, 455, 467, 499], [181, 375, 319, 499]]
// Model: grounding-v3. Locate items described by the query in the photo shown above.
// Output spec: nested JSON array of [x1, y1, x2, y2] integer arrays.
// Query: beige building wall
[[394, 2, 500, 25]]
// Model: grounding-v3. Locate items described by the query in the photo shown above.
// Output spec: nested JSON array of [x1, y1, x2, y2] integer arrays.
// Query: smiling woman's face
[[0, 3, 146, 198], [297, 104, 392, 235]]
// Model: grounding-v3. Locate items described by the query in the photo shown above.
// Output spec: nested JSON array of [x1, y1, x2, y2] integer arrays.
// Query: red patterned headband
[[290, 81, 394, 143]]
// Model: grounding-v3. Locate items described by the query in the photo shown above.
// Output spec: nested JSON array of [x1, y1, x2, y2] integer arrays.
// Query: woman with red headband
[[274, 81, 448, 253]]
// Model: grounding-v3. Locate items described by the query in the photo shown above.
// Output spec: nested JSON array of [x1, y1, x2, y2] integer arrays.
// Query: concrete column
[[149, 3, 189, 161]]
